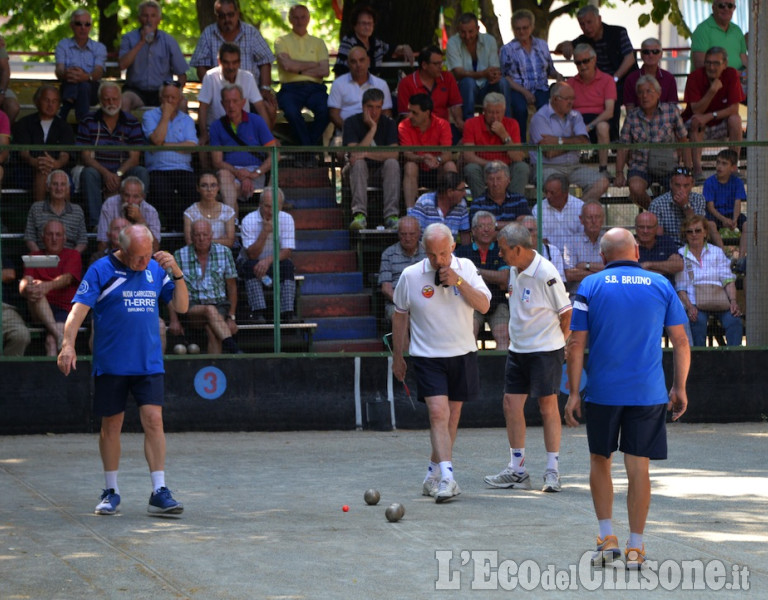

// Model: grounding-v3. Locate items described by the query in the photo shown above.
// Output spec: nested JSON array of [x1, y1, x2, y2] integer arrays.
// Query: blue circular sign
[[560, 363, 587, 395], [194, 366, 227, 400]]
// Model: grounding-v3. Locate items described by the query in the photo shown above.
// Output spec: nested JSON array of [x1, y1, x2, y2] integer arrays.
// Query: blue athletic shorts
[[504, 348, 564, 397], [410, 352, 480, 403], [93, 373, 165, 417], [585, 402, 668, 459]]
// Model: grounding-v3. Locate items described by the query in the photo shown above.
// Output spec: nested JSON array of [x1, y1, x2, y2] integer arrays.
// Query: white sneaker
[[422, 478, 439, 497], [435, 478, 461, 503], [483, 466, 532, 489], [542, 469, 561, 493]]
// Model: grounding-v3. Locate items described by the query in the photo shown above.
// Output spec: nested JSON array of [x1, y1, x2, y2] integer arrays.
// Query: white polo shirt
[[198, 67, 263, 127], [531, 195, 583, 250], [393, 256, 491, 358], [508, 251, 572, 353]]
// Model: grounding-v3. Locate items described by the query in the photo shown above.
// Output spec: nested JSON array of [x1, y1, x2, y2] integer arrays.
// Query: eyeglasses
[[73, 21, 91, 27], [716, 2, 736, 9], [685, 228, 704, 234], [163, 80, 182, 88], [574, 58, 593, 66], [554, 95, 575, 101], [454, 186, 467, 192], [199, 183, 219, 189], [641, 49, 662, 55], [216, 11, 237, 19], [673, 167, 692, 176], [704, 60, 722, 67]]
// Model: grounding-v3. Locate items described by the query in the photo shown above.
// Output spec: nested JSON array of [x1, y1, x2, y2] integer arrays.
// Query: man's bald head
[[600, 227, 639, 263]]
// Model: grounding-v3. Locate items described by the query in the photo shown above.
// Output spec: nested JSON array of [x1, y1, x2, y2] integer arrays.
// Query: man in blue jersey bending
[[57, 224, 189, 516], [565, 227, 690, 569]]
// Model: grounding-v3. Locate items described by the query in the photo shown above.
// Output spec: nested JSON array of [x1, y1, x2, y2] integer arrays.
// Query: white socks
[[150, 470, 165, 493], [104, 471, 119, 495], [439, 461, 454, 481], [510, 448, 526, 473]]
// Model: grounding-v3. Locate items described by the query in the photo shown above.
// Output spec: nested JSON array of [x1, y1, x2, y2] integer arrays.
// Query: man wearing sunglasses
[[691, 2, 747, 71], [623, 38, 678, 111], [54, 9, 106, 121]]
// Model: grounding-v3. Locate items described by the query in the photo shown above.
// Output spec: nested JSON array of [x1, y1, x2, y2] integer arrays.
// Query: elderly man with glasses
[[54, 9, 106, 121]]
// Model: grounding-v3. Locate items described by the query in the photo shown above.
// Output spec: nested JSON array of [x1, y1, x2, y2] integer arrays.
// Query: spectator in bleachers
[[499, 9, 563, 143], [529, 82, 609, 203], [238, 187, 296, 324], [275, 4, 330, 158], [635, 211, 683, 285], [342, 88, 400, 231], [378, 216, 425, 325], [0, 107, 9, 191], [446, 12, 510, 123], [97, 177, 161, 254], [462, 93, 528, 199], [329, 45, 392, 136], [531, 173, 583, 250], [398, 94, 457, 209], [333, 3, 413, 77], [210, 84, 275, 209], [142, 81, 198, 232], [614, 75, 689, 209], [469, 161, 530, 228], [119, 0, 188, 113], [649, 167, 711, 247], [19, 219, 82, 356], [12, 85, 74, 203], [55, 9, 106, 121], [682, 46, 744, 182], [89, 216, 128, 265], [623, 38, 678, 111], [704, 148, 747, 259], [454, 211, 510, 349], [675, 214, 742, 347], [563, 200, 605, 293], [568, 44, 615, 174], [521, 215, 565, 281], [183, 171, 236, 248], [407, 171, 471, 246], [2, 256, 31, 356], [190, 0, 277, 123], [0, 36, 20, 122], [198, 42, 271, 146], [77, 82, 150, 228], [690, 1, 747, 71], [554, 5, 638, 141], [24, 170, 87, 254], [168, 219, 241, 355], [397, 46, 464, 144]]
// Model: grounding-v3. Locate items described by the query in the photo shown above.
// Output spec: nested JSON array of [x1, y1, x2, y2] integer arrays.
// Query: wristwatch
[[116, 170, 124, 177], [585, 262, 591, 272], [255, 168, 263, 177], [436, 156, 443, 164], [260, 85, 272, 92], [456, 276, 464, 286], [712, 111, 718, 119], [613, 76, 619, 83], [172, 273, 185, 281], [228, 314, 236, 321], [502, 136, 512, 144], [558, 136, 564, 145]]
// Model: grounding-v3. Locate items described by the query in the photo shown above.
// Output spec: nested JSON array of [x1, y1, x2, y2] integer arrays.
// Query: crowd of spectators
[[0, 1, 750, 354]]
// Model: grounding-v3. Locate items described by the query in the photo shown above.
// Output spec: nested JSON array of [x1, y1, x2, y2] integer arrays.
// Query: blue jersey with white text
[[74, 253, 175, 376], [570, 261, 686, 406]]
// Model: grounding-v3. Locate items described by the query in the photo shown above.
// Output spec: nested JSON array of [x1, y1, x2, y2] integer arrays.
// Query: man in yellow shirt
[[275, 4, 330, 165]]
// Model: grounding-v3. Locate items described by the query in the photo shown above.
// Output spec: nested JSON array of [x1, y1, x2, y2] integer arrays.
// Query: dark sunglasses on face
[[641, 49, 662, 56]]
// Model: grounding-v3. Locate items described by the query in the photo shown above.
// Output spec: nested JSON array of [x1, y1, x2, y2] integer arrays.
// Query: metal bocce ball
[[364, 489, 381, 505]]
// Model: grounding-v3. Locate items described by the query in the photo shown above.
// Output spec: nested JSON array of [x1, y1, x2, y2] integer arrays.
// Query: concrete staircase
[[280, 167, 383, 352]]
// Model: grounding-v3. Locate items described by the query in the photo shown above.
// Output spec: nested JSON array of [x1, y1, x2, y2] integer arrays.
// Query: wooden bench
[[230, 321, 317, 353]]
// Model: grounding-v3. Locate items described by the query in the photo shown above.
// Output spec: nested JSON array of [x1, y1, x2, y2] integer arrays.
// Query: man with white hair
[[392, 223, 491, 503]]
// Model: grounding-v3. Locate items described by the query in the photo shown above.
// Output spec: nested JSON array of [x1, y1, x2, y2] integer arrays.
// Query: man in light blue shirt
[[142, 82, 198, 231]]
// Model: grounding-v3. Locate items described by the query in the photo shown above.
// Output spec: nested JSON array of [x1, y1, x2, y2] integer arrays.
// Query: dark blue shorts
[[93, 374, 165, 418], [585, 402, 668, 459], [410, 352, 480, 403], [504, 348, 564, 397], [51, 306, 70, 323]]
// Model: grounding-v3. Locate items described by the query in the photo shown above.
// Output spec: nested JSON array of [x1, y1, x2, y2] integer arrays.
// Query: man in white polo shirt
[[392, 223, 491, 503], [484, 222, 572, 493]]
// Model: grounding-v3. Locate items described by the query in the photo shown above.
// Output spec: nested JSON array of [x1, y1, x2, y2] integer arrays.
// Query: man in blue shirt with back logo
[[57, 224, 189, 517], [565, 227, 690, 570]]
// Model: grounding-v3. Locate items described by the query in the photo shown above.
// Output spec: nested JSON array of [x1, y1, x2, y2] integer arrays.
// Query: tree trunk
[[479, 0, 503, 48], [197, 0, 217, 34], [509, 0, 581, 42], [341, 0, 442, 52], [97, 0, 120, 55]]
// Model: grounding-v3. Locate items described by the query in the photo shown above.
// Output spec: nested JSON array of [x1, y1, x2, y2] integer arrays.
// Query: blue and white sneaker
[[95, 488, 121, 515], [147, 487, 184, 515]]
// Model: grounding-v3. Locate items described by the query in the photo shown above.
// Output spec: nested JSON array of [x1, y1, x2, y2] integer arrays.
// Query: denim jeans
[[276, 82, 330, 146], [81, 165, 150, 227], [457, 77, 514, 122], [508, 88, 549, 143], [59, 81, 99, 121], [688, 310, 743, 347]]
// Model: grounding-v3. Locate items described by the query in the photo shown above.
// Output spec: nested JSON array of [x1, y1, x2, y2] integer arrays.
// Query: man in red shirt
[[19, 219, 82, 356], [397, 45, 464, 144], [682, 46, 744, 181], [398, 94, 457, 208], [462, 92, 528, 199]]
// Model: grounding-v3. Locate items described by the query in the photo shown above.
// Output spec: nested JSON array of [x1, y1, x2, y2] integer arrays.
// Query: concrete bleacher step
[[311, 316, 378, 342], [312, 338, 385, 353], [299, 292, 371, 318], [292, 207, 344, 230], [277, 166, 330, 189], [283, 187, 336, 210], [293, 250, 357, 274], [296, 230, 350, 252], [300, 272, 363, 295]]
